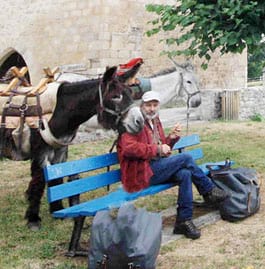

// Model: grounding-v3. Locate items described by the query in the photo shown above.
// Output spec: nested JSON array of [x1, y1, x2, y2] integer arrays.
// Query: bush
[[250, 113, 264, 122]]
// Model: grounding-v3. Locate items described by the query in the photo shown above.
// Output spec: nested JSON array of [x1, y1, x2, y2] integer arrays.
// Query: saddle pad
[[0, 82, 60, 115], [0, 114, 52, 129]]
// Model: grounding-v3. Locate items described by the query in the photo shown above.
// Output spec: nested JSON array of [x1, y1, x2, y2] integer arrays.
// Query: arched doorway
[[0, 50, 31, 83]]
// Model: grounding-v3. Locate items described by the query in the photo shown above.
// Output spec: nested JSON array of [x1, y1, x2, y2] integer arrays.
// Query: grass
[[247, 81, 263, 87], [0, 121, 264, 268]]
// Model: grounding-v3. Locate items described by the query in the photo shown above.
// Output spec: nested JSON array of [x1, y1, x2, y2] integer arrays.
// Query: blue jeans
[[149, 152, 214, 221]]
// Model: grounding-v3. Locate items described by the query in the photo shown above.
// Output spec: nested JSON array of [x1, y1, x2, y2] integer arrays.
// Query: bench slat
[[53, 190, 132, 218], [199, 160, 235, 175], [172, 134, 200, 150], [44, 152, 118, 181], [185, 148, 203, 160], [47, 169, 121, 203], [52, 183, 176, 218]]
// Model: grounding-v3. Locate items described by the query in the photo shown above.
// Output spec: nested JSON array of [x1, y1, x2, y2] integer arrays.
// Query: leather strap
[[35, 93, 44, 130], [0, 94, 14, 157], [17, 96, 28, 153]]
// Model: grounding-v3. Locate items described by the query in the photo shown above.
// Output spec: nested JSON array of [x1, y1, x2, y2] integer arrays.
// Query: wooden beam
[[10, 66, 30, 87], [2, 77, 20, 94], [28, 78, 50, 95], [10, 66, 28, 78], [43, 66, 59, 79]]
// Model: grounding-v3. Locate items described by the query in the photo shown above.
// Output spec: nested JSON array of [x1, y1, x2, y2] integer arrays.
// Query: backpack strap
[[206, 158, 232, 177]]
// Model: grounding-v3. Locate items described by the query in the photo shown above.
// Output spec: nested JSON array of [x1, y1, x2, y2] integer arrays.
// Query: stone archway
[[0, 49, 31, 83]]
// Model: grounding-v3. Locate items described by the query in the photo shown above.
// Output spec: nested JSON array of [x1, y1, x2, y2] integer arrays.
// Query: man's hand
[[169, 123, 182, 139], [160, 144, 171, 157]]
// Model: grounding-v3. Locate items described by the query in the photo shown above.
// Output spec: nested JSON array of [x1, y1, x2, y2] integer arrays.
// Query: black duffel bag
[[88, 203, 162, 269], [207, 164, 261, 222]]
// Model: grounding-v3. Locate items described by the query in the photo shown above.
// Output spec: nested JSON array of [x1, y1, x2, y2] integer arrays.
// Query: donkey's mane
[[148, 67, 176, 78], [59, 79, 99, 95]]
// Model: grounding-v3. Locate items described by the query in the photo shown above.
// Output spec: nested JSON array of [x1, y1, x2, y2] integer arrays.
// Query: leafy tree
[[146, 1, 265, 69], [248, 43, 265, 80]]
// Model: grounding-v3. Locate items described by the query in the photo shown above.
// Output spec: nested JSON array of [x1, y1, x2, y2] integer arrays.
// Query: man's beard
[[142, 110, 159, 120]]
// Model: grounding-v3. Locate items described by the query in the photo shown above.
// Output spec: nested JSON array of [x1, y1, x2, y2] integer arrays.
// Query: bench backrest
[[44, 134, 203, 203]]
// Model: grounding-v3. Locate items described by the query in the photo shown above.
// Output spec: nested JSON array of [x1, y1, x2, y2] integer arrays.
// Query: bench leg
[[66, 216, 87, 257]]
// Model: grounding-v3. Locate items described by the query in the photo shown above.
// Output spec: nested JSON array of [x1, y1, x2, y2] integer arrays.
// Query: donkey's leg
[[48, 177, 64, 214], [25, 158, 45, 231], [68, 174, 81, 206], [49, 146, 68, 213]]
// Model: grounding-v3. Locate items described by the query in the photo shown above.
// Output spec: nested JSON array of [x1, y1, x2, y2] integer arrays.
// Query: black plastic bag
[[208, 165, 261, 222], [88, 203, 162, 269]]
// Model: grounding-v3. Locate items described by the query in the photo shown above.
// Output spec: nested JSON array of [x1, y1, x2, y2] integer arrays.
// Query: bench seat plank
[[172, 134, 200, 150], [47, 169, 121, 203], [52, 182, 176, 218], [44, 152, 118, 181]]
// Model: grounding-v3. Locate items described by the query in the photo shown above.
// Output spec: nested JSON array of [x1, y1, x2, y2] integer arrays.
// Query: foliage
[[146, 1, 265, 69], [249, 113, 264, 122], [248, 42, 265, 79]]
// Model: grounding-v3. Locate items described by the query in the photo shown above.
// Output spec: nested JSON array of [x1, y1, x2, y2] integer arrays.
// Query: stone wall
[[240, 87, 265, 120], [196, 87, 265, 121], [0, 0, 246, 89]]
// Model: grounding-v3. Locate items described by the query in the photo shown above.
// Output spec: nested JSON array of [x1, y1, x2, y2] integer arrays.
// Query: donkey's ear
[[168, 57, 185, 74], [103, 66, 117, 83], [183, 61, 194, 72]]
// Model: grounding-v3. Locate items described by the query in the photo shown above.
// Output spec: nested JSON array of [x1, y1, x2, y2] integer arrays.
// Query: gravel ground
[[72, 107, 201, 143]]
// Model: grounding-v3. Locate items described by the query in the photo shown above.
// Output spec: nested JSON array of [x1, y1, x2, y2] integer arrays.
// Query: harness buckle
[[19, 103, 28, 112]]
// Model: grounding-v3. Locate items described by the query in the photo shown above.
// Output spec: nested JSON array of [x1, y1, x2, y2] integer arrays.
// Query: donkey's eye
[[187, 80, 192, 84]]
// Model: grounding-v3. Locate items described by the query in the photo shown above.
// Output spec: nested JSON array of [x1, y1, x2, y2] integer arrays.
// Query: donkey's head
[[97, 66, 144, 134], [169, 58, 201, 108]]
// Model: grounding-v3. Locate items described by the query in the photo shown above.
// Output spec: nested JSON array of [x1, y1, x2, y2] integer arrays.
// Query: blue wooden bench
[[44, 134, 233, 256]]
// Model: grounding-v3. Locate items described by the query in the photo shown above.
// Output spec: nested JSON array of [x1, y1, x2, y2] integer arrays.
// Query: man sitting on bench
[[117, 91, 227, 240]]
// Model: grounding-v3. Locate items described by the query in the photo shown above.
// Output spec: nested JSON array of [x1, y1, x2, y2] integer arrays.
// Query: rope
[[184, 90, 200, 135], [106, 138, 118, 192]]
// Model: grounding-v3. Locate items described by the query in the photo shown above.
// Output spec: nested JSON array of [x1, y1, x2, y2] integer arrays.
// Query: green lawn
[[0, 121, 264, 269]]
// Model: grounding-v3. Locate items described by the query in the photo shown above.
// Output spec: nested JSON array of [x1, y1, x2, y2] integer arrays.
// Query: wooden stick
[[43, 66, 59, 79], [2, 77, 20, 94], [10, 66, 31, 87], [10, 66, 28, 78], [28, 78, 50, 95], [43, 67, 53, 77]]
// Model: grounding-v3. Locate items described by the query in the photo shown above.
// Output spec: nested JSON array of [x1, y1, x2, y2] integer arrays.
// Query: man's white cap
[[142, 91, 161, 102]]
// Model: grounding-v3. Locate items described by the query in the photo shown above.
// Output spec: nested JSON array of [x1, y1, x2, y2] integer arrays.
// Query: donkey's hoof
[[27, 220, 41, 231]]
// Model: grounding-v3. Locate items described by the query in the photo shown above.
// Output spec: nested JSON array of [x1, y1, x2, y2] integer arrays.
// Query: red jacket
[[117, 117, 180, 192]]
